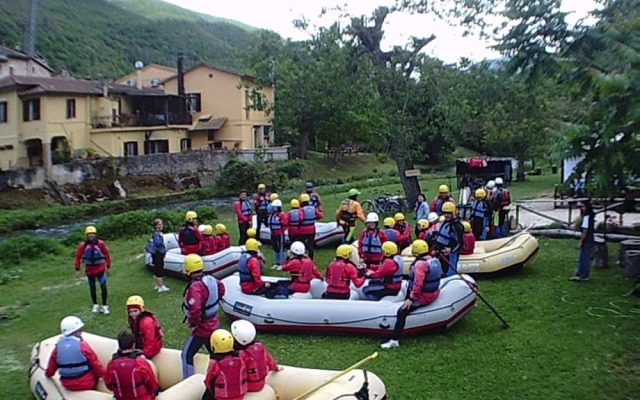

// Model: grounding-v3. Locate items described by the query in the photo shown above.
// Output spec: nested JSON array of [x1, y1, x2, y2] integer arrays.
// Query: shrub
[[0, 236, 65, 265], [217, 160, 259, 192]]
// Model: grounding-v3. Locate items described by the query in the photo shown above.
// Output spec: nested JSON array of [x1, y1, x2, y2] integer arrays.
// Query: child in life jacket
[[282, 241, 323, 294], [201, 225, 218, 256], [461, 221, 476, 256], [231, 319, 281, 393], [416, 219, 430, 240], [202, 329, 248, 400], [215, 224, 231, 253], [105, 331, 159, 400]]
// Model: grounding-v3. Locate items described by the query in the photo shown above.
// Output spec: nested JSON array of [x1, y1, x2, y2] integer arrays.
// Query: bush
[[274, 160, 304, 179], [0, 236, 66, 265], [217, 160, 259, 192]]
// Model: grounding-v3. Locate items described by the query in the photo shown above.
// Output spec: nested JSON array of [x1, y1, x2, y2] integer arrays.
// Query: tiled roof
[[160, 63, 257, 84], [190, 116, 228, 131], [0, 75, 167, 96], [0, 45, 54, 71]]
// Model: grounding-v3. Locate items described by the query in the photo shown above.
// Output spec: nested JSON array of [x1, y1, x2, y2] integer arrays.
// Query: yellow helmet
[[475, 188, 486, 199], [258, 183, 266, 190], [185, 211, 198, 222], [383, 217, 395, 228], [245, 238, 260, 252], [463, 221, 471, 233], [336, 244, 352, 259], [439, 215, 445, 222], [290, 199, 300, 208], [184, 254, 204, 275], [84, 225, 97, 235], [442, 202, 456, 213], [247, 228, 257, 238], [394, 213, 405, 222], [126, 295, 144, 309], [203, 225, 214, 235], [269, 193, 279, 201], [215, 223, 226, 234], [299, 193, 310, 203], [382, 241, 398, 257], [438, 184, 449, 193], [210, 329, 234, 354], [412, 240, 429, 256], [417, 219, 429, 230]]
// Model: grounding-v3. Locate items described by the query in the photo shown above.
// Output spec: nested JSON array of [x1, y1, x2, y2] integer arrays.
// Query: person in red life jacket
[[126, 295, 163, 360], [393, 213, 412, 250], [430, 184, 456, 215], [382, 217, 401, 246], [74, 225, 112, 314], [45, 316, 105, 391], [234, 190, 253, 246], [268, 199, 289, 270], [357, 213, 389, 271], [179, 211, 204, 256], [380, 240, 442, 349], [287, 199, 301, 245], [253, 183, 271, 233], [282, 241, 323, 294], [202, 329, 248, 400], [433, 202, 465, 277], [201, 225, 218, 256], [416, 219, 430, 240], [470, 188, 490, 240], [215, 224, 231, 253], [302, 181, 323, 212], [104, 330, 159, 400], [461, 221, 476, 256], [323, 244, 366, 300], [363, 241, 403, 301], [231, 320, 281, 393], [298, 193, 323, 260], [239, 238, 275, 296], [181, 254, 225, 378]]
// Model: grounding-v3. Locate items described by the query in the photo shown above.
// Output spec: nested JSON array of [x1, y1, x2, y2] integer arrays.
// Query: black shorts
[[152, 252, 165, 277]]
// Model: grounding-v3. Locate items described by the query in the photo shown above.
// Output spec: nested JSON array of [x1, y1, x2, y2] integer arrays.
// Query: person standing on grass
[[268, 199, 288, 270], [302, 181, 323, 212], [288, 199, 301, 245], [570, 200, 595, 282], [74, 226, 111, 314], [414, 193, 429, 237], [234, 190, 253, 246], [147, 218, 169, 292], [254, 183, 271, 233], [298, 193, 323, 260], [336, 188, 366, 244]]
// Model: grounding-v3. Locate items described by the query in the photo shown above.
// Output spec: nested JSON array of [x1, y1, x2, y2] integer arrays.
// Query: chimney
[[136, 69, 143, 90], [26, 0, 38, 56], [177, 52, 185, 96]]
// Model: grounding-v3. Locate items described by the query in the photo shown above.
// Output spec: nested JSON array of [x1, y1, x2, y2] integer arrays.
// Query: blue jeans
[[574, 243, 594, 278], [444, 252, 459, 277]]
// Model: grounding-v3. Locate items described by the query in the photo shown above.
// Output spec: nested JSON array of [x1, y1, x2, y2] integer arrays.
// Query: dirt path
[[514, 200, 640, 228]]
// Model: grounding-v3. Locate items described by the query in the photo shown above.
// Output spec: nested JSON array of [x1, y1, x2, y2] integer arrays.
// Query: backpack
[[500, 189, 511, 207]]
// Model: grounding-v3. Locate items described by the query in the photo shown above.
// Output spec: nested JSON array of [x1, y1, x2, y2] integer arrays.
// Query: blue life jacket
[[181, 225, 199, 245], [258, 194, 270, 212], [183, 275, 219, 320], [300, 205, 316, 226], [391, 255, 404, 283], [289, 209, 300, 225], [83, 242, 105, 266], [435, 220, 461, 249], [384, 228, 398, 243], [238, 253, 261, 282], [408, 257, 441, 293], [308, 192, 321, 208], [56, 336, 90, 378], [362, 230, 383, 254], [471, 199, 487, 219], [268, 213, 282, 231], [241, 200, 252, 216], [435, 198, 445, 215]]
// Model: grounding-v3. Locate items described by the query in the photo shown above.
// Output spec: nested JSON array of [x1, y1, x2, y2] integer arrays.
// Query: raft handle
[[378, 323, 390, 329]]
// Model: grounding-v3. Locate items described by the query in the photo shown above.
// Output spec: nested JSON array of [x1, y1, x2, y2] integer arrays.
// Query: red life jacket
[[298, 258, 316, 284], [212, 356, 247, 399], [243, 342, 268, 383], [108, 352, 147, 399], [202, 236, 217, 256], [326, 259, 349, 289], [132, 312, 163, 352]]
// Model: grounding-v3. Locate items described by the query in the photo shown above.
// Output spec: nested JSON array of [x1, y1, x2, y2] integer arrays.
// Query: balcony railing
[[91, 113, 192, 129]]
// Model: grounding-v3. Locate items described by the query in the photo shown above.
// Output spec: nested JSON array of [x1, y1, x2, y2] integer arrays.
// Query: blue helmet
[[305, 182, 313, 189]]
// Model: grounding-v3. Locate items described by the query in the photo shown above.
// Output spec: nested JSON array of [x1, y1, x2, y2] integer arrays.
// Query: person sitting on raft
[[201, 225, 218, 256], [461, 221, 476, 256], [239, 239, 276, 297], [363, 241, 403, 301], [202, 329, 248, 400], [393, 213, 412, 250], [282, 241, 323, 294], [126, 295, 163, 359], [323, 244, 365, 300], [231, 319, 281, 393], [179, 211, 204, 255], [382, 217, 401, 246], [416, 219, 430, 240], [215, 224, 231, 253]]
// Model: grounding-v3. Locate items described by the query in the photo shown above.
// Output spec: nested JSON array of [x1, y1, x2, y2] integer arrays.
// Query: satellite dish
[[134, 61, 144, 70]]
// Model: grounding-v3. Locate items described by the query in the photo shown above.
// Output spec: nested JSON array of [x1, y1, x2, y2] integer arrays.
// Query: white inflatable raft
[[144, 232, 243, 280], [253, 215, 343, 248], [29, 333, 386, 400], [221, 274, 476, 335]]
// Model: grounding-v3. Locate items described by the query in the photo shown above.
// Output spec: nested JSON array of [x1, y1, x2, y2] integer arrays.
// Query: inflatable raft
[[253, 215, 343, 248], [221, 274, 476, 335], [144, 232, 242, 280], [395, 232, 539, 276], [29, 333, 386, 400]]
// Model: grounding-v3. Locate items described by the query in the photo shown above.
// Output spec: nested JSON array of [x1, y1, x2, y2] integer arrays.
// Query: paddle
[[291, 352, 379, 400]]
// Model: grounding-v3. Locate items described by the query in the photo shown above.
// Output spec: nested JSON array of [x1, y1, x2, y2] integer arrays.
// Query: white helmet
[[231, 319, 256, 346], [486, 180, 495, 189], [271, 199, 282, 208], [495, 177, 504, 186], [366, 212, 379, 223], [198, 224, 206, 233], [427, 212, 439, 223], [290, 241, 305, 256], [60, 316, 84, 336]]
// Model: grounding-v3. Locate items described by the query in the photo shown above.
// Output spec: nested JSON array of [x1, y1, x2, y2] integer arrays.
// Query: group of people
[[177, 212, 233, 257]]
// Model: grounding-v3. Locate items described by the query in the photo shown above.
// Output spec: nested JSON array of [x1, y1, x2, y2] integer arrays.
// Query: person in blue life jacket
[[363, 241, 403, 301], [302, 182, 323, 212], [288, 199, 301, 245], [298, 193, 323, 260], [383, 217, 401, 246], [430, 185, 456, 216], [433, 202, 464, 277], [253, 183, 271, 233], [469, 188, 490, 240]]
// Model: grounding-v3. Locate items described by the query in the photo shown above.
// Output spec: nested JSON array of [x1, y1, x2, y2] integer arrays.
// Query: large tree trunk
[[395, 153, 421, 206], [298, 123, 311, 159], [517, 152, 526, 182]]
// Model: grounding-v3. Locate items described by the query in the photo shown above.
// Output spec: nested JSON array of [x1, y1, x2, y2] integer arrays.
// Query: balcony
[[91, 94, 192, 129]]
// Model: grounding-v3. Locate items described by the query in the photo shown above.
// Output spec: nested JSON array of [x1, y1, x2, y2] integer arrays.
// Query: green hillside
[[0, 0, 261, 79]]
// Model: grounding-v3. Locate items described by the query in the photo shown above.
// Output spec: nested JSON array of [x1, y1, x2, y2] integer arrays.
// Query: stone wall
[[0, 147, 289, 190]]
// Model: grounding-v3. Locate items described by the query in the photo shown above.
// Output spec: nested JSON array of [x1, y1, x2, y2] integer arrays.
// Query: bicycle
[[361, 190, 408, 217]]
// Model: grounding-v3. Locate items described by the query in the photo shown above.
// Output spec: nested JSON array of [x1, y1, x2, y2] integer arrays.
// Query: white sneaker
[[380, 339, 399, 349], [157, 285, 170, 292], [271, 264, 282, 270], [101, 305, 110, 315], [91, 304, 100, 313]]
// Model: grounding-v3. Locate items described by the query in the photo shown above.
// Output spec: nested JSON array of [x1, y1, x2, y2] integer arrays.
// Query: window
[[23, 98, 40, 121], [212, 141, 223, 149], [180, 138, 191, 152], [150, 78, 160, 87], [66, 99, 76, 119], [186, 93, 201, 112], [144, 139, 169, 155], [207, 129, 215, 141], [124, 141, 138, 156], [0, 101, 7, 123]]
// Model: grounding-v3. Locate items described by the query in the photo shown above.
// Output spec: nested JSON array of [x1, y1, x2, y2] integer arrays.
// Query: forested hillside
[[0, 0, 260, 78]]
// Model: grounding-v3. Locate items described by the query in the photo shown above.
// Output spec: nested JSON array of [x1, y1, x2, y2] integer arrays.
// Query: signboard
[[404, 169, 421, 177]]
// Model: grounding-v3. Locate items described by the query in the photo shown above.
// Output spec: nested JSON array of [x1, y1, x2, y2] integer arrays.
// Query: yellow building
[[161, 64, 274, 150], [0, 75, 192, 172], [115, 63, 177, 88], [0, 45, 53, 78]]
